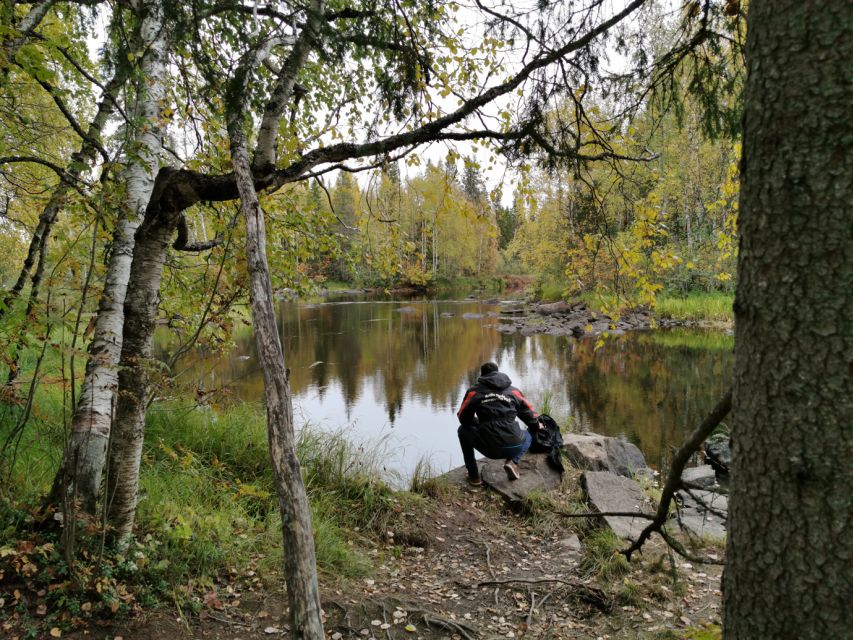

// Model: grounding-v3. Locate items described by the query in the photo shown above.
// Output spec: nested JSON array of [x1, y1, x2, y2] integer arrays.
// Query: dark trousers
[[457, 424, 532, 479]]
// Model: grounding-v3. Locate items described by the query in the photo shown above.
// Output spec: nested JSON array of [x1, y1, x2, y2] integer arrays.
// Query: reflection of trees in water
[[281, 301, 500, 424], [564, 331, 733, 469], [164, 306, 731, 464]]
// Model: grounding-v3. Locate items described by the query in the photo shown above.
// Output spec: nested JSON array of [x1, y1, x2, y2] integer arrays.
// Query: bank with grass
[[1, 384, 726, 639]]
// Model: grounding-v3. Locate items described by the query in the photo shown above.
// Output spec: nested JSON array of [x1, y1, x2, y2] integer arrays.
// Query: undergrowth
[[0, 392, 416, 635]]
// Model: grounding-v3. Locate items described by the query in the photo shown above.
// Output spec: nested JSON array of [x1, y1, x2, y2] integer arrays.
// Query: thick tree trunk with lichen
[[51, 0, 168, 515], [723, 2, 853, 637]]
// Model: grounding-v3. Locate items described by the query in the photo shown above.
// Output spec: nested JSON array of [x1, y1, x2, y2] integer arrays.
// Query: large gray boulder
[[564, 433, 649, 478], [480, 454, 563, 502], [676, 489, 728, 540], [681, 464, 718, 489], [581, 471, 654, 541], [437, 453, 562, 503], [534, 301, 571, 315]]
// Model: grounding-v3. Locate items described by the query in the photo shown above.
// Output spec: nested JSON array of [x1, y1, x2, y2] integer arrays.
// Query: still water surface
[[169, 298, 733, 480]]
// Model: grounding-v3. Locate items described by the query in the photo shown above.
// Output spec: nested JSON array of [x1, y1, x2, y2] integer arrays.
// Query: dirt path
[[65, 479, 723, 640]]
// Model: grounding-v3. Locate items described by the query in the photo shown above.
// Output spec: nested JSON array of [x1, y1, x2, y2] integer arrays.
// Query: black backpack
[[530, 413, 565, 474]]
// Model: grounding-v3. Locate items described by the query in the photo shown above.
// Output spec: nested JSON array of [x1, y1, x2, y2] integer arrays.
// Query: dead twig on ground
[[420, 613, 476, 640], [205, 613, 253, 628], [556, 510, 655, 519], [525, 589, 537, 628], [467, 536, 499, 605]]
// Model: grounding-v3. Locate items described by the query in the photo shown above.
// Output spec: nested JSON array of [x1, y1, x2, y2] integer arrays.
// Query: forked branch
[[622, 388, 732, 561]]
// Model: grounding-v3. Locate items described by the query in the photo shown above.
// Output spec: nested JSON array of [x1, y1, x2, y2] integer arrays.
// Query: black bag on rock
[[530, 413, 565, 474]]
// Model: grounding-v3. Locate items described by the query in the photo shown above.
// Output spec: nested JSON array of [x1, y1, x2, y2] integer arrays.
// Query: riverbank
[[489, 299, 732, 339], [2, 396, 724, 640], [308, 280, 733, 331]]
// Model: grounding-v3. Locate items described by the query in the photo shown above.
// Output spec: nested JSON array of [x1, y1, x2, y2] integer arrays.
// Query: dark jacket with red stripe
[[457, 371, 539, 447]]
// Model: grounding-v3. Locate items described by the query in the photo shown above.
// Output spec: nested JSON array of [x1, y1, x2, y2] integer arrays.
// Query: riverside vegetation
[[1, 377, 727, 639]]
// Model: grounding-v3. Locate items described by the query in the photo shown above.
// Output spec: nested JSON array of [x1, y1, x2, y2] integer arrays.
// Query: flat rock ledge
[[440, 453, 562, 503], [581, 471, 655, 541], [676, 488, 728, 540]]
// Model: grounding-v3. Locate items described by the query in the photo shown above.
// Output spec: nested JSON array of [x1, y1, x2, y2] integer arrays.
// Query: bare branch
[[621, 389, 732, 561]]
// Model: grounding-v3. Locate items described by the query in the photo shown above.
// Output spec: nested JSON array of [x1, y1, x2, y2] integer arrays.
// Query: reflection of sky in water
[[167, 299, 733, 482]]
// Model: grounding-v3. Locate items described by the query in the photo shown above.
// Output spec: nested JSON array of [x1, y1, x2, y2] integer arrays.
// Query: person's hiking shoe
[[466, 474, 483, 486], [504, 460, 520, 481]]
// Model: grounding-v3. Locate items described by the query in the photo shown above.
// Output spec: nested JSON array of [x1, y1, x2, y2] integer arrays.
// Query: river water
[[166, 297, 733, 481]]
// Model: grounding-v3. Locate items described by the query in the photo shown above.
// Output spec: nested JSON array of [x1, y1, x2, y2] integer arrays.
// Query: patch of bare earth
[[64, 482, 723, 640]]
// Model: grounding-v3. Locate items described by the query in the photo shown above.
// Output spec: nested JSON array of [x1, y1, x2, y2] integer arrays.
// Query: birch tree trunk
[[723, 1, 852, 637], [52, 0, 168, 514], [229, 129, 324, 640], [106, 184, 182, 544]]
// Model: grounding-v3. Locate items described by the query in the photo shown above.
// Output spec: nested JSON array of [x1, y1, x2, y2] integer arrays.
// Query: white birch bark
[[223, 4, 325, 632], [54, 0, 168, 514], [106, 188, 180, 545]]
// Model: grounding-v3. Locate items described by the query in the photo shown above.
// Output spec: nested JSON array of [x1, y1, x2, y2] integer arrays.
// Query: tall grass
[[1, 394, 406, 588], [655, 291, 733, 322]]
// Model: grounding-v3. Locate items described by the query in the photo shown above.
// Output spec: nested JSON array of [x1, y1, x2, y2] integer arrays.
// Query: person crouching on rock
[[457, 361, 539, 485]]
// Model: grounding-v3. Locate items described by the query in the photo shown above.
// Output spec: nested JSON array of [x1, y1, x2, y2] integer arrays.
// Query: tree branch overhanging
[[621, 388, 732, 562]]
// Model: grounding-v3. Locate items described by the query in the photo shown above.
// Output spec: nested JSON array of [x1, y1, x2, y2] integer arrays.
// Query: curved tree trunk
[[229, 128, 324, 640], [723, 2, 853, 638], [52, 0, 168, 515], [105, 193, 182, 544]]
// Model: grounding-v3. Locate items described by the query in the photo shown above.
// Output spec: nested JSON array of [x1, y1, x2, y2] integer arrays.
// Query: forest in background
[[205, 94, 741, 310], [0, 4, 741, 326]]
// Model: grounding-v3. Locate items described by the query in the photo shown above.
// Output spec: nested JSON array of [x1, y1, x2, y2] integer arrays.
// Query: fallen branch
[[659, 528, 724, 565], [622, 389, 732, 562], [679, 485, 728, 520], [420, 614, 476, 640], [205, 613, 253, 628], [478, 577, 587, 588], [525, 589, 536, 628]]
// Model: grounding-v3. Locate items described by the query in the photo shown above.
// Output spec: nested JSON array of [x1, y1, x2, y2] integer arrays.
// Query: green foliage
[[655, 292, 733, 322], [681, 624, 722, 640], [535, 280, 567, 303], [579, 528, 631, 582]]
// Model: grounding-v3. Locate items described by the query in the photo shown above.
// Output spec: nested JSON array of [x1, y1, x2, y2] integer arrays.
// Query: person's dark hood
[[478, 371, 512, 390]]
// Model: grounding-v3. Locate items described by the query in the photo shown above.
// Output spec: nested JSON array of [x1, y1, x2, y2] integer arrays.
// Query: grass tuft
[[579, 528, 631, 582], [409, 457, 451, 500]]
